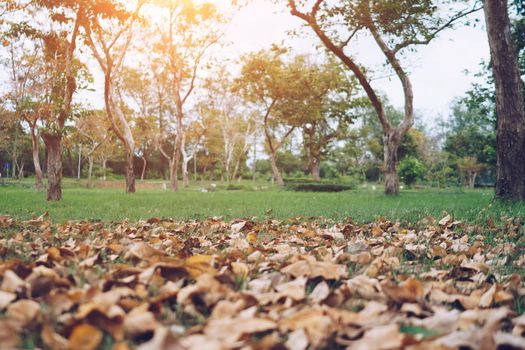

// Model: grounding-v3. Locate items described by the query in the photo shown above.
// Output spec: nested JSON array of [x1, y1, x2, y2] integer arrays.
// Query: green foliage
[[398, 157, 426, 187]]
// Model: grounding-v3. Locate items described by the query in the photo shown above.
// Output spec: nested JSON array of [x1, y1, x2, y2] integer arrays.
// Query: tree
[[444, 99, 496, 171], [484, 0, 525, 200], [201, 72, 256, 183], [181, 119, 206, 186], [398, 156, 426, 188], [457, 156, 483, 188], [151, 0, 224, 191], [300, 58, 362, 180], [75, 111, 110, 187], [3, 35, 46, 189], [85, 0, 145, 193], [237, 49, 315, 186], [288, 0, 480, 195]]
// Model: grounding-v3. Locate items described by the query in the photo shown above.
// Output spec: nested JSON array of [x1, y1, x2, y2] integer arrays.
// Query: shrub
[[284, 179, 355, 192], [398, 157, 426, 188]]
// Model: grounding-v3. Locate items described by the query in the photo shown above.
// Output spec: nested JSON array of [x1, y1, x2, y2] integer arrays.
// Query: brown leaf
[[68, 324, 103, 350], [124, 307, 157, 337], [1, 270, 25, 293], [347, 324, 405, 350], [282, 258, 347, 280], [6, 299, 40, 328], [184, 254, 216, 278], [0, 290, 16, 309], [382, 277, 424, 304]]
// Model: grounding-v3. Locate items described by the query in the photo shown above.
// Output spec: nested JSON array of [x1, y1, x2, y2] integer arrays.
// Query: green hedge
[[284, 181, 354, 192]]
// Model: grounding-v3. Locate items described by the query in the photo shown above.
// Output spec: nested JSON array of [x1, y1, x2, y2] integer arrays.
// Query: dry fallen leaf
[[68, 324, 103, 350]]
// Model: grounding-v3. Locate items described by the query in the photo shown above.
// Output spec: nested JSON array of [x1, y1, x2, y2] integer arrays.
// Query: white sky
[[1, 0, 491, 127], [222, 1, 490, 126]]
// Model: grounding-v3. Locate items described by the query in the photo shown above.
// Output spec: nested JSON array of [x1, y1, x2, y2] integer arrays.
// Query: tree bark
[[269, 151, 284, 186], [310, 158, 321, 181], [102, 159, 107, 181], [171, 111, 183, 192], [182, 161, 189, 187], [87, 155, 94, 188], [384, 130, 401, 195], [30, 128, 44, 190], [42, 134, 62, 201], [125, 148, 136, 193], [141, 156, 147, 181], [484, 0, 525, 200]]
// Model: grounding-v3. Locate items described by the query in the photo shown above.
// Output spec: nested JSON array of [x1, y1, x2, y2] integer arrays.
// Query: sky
[[221, 1, 490, 126], [1, 0, 491, 128]]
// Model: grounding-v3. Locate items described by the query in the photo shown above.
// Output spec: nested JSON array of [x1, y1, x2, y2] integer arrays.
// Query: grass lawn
[[1, 179, 524, 224]]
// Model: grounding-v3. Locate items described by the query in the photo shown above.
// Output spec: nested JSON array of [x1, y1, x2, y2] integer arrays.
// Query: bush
[[225, 184, 254, 191], [284, 178, 355, 192], [398, 157, 426, 187]]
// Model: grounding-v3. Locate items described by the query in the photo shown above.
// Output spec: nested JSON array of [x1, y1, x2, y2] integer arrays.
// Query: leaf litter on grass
[[0, 213, 524, 349]]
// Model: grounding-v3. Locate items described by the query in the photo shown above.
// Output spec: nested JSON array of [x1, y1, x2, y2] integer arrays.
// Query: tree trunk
[[306, 145, 321, 181], [42, 134, 62, 201], [141, 156, 147, 181], [102, 159, 107, 181], [182, 160, 189, 187], [384, 130, 401, 195], [87, 155, 94, 188], [469, 172, 477, 189], [30, 129, 44, 190], [169, 159, 178, 191], [125, 148, 136, 193], [171, 110, 183, 192], [18, 162, 24, 179], [310, 159, 321, 181], [232, 157, 241, 182], [269, 151, 284, 186], [194, 153, 198, 182], [484, 0, 525, 200], [252, 135, 257, 182]]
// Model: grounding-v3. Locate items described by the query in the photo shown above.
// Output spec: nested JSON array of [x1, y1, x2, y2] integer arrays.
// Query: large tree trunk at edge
[[125, 148, 136, 193], [484, 0, 525, 200], [42, 134, 62, 201], [384, 130, 401, 195], [269, 152, 284, 187], [30, 129, 44, 190]]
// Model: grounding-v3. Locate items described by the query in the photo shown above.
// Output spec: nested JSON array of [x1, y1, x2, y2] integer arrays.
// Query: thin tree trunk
[[141, 156, 147, 181], [30, 128, 44, 190], [232, 157, 241, 182], [87, 155, 94, 188], [252, 134, 257, 182], [171, 109, 183, 192], [269, 151, 284, 186], [484, 0, 525, 200], [125, 148, 136, 193], [42, 134, 62, 201], [102, 159, 107, 181], [169, 160, 177, 191], [384, 130, 401, 195], [194, 153, 198, 182], [18, 162, 24, 179], [183, 160, 189, 187]]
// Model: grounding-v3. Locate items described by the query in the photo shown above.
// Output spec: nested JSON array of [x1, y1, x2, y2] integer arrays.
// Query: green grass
[[0, 179, 524, 224]]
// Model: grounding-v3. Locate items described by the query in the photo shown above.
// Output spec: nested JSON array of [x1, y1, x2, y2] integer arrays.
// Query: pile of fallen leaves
[[0, 213, 524, 350]]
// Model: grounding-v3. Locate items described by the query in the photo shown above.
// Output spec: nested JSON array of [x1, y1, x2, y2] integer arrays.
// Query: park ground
[[0, 178, 524, 225], [1, 179, 525, 349]]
